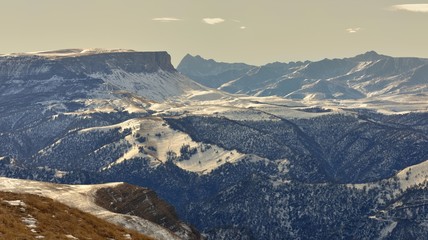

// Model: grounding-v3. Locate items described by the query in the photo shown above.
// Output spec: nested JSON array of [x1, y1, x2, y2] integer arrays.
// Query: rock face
[[95, 183, 203, 240], [60, 51, 177, 74], [0, 50, 175, 79]]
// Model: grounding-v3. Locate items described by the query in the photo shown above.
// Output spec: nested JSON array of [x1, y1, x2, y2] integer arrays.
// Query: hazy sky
[[1, 0, 428, 66]]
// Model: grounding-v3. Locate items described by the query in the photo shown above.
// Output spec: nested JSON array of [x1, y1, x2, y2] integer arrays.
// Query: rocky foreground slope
[[0, 190, 151, 239], [0, 177, 201, 240]]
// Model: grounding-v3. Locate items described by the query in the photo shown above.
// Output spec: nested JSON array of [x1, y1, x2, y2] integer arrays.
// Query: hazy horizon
[[1, 0, 428, 66]]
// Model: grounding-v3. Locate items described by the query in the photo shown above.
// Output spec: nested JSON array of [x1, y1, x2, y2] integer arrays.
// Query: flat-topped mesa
[[0, 48, 205, 102], [0, 49, 176, 80], [60, 50, 176, 74]]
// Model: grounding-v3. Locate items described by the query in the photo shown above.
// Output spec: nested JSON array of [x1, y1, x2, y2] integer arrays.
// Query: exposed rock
[[95, 183, 203, 240]]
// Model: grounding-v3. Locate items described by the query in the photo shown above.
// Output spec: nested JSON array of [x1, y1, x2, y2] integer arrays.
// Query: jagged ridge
[[178, 51, 428, 100]]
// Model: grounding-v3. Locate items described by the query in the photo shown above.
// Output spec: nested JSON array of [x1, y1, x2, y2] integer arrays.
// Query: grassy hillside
[[0, 191, 152, 240]]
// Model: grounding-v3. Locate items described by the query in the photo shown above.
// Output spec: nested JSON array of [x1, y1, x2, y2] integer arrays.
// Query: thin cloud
[[346, 27, 362, 34], [202, 18, 225, 25], [240, 26, 247, 30], [152, 17, 181, 22], [390, 4, 428, 13]]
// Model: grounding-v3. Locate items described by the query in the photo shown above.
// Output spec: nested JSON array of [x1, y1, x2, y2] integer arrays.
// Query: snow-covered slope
[[353, 159, 428, 195], [1, 48, 428, 240], [90, 69, 205, 102], [39, 114, 246, 174], [178, 52, 428, 108], [0, 49, 206, 102], [0, 177, 184, 240]]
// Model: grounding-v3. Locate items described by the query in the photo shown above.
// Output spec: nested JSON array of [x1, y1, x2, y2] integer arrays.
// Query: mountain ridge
[[1, 48, 427, 240], [177, 54, 255, 88], [178, 51, 428, 101], [0, 49, 205, 102]]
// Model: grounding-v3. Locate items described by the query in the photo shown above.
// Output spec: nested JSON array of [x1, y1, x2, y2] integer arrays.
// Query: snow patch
[[106, 118, 244, 173], [2, 48, 136, 58], [65, 235, 79, 240], [79, 118, 140, 133], [22, 215, 37, 229], [176, 148, 243, 174], [3, 199, 26, 207], [379, 221, 397, 239], [347, 61, 374, 75], [352, 159, 428, 196]]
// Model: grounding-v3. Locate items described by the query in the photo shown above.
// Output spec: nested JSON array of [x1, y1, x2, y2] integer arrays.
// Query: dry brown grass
[[0, 191, 153, 240]]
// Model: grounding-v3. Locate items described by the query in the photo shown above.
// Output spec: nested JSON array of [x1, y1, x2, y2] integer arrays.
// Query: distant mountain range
[[0, 49, 427, 240], [178, 52, 428, 101]]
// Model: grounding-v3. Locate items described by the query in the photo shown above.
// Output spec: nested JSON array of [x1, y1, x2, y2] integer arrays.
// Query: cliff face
[[0, 55, 77, 81], [60, 51, 176, 75], [0, 51, 176, 81]]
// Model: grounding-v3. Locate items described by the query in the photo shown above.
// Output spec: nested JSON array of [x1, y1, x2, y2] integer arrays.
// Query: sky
[[1, 0, 428, 66]]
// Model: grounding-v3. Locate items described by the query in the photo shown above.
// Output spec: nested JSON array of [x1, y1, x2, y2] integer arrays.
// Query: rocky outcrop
[[0, 50, 176, 81], [61, 51, 176, 74], [95, 183, 203, 240]]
